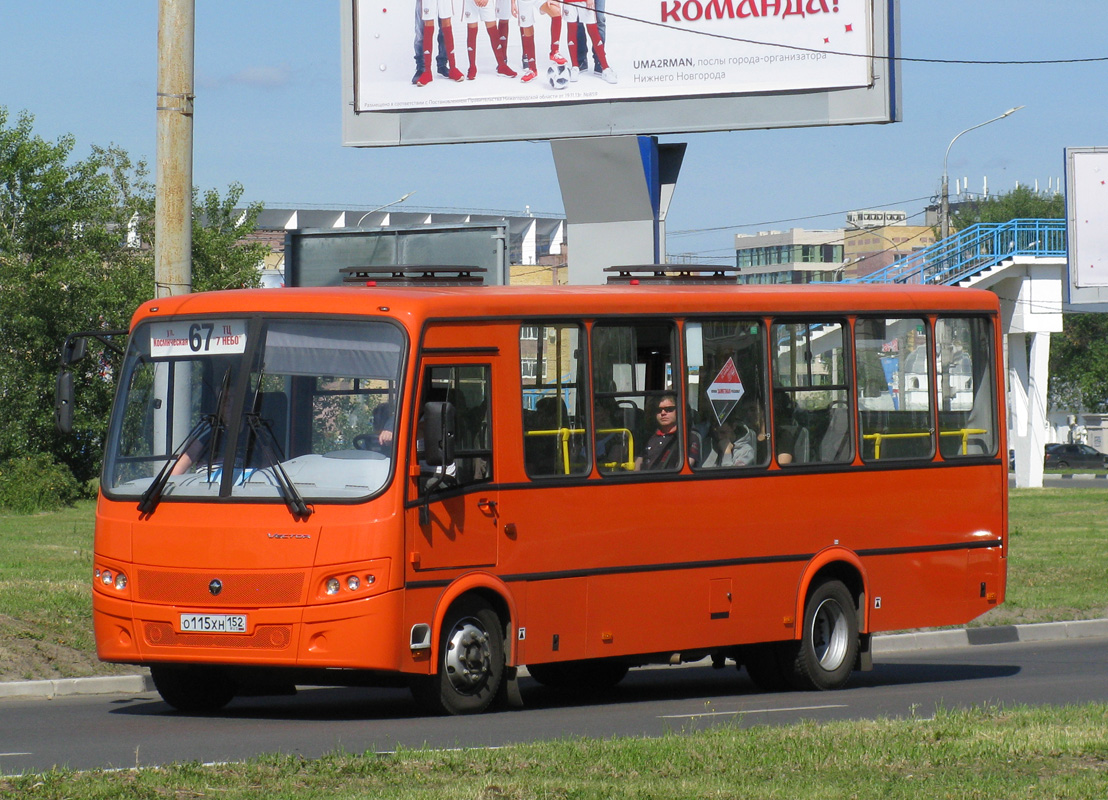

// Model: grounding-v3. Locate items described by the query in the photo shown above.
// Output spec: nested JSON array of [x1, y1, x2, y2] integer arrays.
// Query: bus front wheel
[[150, 665, 235, 713], [789, 579, 858, 691], [411, 597, 505, 715]]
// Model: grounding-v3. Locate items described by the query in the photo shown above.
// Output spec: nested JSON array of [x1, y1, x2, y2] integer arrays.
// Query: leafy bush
[[0, 454, 83, 514]]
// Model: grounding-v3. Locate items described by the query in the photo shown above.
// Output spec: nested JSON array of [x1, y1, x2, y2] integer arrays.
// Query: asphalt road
[[2, 636, 1106, 776]]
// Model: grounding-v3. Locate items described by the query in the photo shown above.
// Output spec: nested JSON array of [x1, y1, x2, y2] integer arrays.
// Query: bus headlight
[[326, 578, 341, 595]]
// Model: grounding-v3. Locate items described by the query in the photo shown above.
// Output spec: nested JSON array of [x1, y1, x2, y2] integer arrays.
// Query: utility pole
[[155, 0, 195, 298]]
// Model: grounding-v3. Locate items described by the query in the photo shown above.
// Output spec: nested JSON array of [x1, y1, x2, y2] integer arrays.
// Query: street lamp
[[353, 191, 415, 227], [940, 106, 1023, 241]]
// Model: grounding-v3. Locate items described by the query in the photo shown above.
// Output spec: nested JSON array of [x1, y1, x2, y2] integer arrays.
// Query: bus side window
[[520, 323, 588, 478], [770, 321, 851, 466], [687, 319, 769, 471], [936, 317, 997, 458], [591, 321, 679, 473], [855, 318, 933, 462]]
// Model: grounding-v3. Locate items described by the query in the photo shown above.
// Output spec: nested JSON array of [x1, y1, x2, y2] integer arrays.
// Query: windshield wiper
[[244, 412, 313, 519], [137, 415, 214, 514]]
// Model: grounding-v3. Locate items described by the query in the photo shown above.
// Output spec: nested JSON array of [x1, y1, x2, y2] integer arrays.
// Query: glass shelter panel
[[686, 319, 769, 470], [770, 321, 851, 465], [936, 317, 998, 458], [521, 323, 587, 478], [855, 318, 934, 461]]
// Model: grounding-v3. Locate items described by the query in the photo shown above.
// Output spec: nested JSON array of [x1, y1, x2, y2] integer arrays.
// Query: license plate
[[179, 613, 247, 634]]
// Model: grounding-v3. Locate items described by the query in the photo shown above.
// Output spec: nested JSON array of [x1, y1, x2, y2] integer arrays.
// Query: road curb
[[3, 620, 1106, 700], [0, 672, 154, 700], [871, 618, 1108, 654]]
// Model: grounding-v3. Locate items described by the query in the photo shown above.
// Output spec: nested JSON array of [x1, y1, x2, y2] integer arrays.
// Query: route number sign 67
[[150, 320, 248, 357]]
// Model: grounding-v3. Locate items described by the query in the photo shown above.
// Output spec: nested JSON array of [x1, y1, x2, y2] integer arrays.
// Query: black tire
[[788, 579, 859, 691], [410, 597, 505, 715], [526, 659, 629, 691], [741, 642, 796, 692], [151, 665, 235, 713]]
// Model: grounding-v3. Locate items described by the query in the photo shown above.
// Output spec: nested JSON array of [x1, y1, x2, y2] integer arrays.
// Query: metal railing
[[854, 218, 1067, 286]]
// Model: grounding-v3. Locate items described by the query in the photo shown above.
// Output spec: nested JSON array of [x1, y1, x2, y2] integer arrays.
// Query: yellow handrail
[[862, 428, 988, 459], [525, 427, 635, 473]]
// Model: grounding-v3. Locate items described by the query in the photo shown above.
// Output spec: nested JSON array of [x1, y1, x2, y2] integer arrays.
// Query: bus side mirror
[[55, 370, 75, 434], [423, 401, 456, 467], [61, 336, 88, 366]]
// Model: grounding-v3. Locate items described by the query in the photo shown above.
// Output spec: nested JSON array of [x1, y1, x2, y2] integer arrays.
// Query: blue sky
[[2, 1, 1106, 262]]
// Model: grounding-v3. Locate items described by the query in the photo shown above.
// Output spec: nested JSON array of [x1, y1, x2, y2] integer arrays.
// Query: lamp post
[[940, 106, 1023, 241], [353, 191, 415, 227]]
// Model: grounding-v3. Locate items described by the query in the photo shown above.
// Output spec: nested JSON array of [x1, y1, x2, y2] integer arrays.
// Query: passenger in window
[[595, 399, 628, 469], [702, 416, 757, 468], [773, 389, 799, 465], [636, 393, 699, 471]]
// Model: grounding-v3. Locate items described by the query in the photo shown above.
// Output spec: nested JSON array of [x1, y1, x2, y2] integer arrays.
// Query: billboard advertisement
[[354, 0, 872, 110], [342, 0, 898, 146]]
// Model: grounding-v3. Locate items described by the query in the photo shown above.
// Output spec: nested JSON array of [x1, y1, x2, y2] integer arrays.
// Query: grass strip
[[4, 704, 1107, 798]]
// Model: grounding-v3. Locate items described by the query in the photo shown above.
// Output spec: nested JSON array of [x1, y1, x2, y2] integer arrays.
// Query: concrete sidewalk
[[3, 618, 1106, 702]]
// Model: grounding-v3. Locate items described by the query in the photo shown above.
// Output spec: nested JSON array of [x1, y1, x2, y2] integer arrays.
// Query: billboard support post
[[552, 136, 685, 284]]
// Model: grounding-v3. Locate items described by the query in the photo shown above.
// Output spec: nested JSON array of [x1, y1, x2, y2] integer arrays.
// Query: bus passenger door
[[406, 362, 498, 572]]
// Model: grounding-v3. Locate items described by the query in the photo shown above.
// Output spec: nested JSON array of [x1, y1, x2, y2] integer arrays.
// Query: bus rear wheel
[[410, 597, 505, 715], [150, 665, 235, 713], [788, 579, 858, 691]]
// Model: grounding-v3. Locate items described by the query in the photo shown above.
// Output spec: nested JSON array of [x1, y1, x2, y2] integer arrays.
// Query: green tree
[[0, 108, 266, 484], [951, 184, 1065, 229], [1049, 314, 1108, 412]]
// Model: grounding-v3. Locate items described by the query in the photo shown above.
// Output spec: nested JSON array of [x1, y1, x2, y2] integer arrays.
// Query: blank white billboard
[[342, 0, 899, 146], [1067, 148, 1108, 295]]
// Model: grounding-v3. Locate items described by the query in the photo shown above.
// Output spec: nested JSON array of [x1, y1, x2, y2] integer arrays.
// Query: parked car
[[1043, 442, 1108, 470]]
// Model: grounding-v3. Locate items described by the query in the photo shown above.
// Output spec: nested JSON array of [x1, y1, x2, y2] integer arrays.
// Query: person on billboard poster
[[514, 0, 541, 83], [540, 1, 568, 67], [570, 0, 606, 77], [463, 0, 518, 79], [560, 0, 615, 83], [411, 1, 449, 85], [415, 0, 465, 86]]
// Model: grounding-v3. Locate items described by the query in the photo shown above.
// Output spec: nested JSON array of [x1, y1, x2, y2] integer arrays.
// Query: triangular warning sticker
[[707, 357, 745, 425]]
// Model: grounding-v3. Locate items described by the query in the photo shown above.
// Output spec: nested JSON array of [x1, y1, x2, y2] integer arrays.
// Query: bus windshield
[[104, 316, 406, 504]]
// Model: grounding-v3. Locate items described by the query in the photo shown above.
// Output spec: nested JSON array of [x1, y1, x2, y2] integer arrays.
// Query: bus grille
[[137, 569, 305, 606], [143, 622, 293, 650]]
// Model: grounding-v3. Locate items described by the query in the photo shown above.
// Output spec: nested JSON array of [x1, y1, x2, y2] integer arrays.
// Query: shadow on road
[[107, 659, 1021, 722]]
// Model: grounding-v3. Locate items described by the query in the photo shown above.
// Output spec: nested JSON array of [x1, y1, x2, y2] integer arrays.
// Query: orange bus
[[72, 276, 1007, 714]]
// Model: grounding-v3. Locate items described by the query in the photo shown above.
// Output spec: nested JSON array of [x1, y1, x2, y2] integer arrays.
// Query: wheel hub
[[444, 619, 491, 693], [811, 598, 849, 670]]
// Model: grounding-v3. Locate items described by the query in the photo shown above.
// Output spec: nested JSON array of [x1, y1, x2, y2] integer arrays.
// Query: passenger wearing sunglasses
[[635, 393, 699, 471]]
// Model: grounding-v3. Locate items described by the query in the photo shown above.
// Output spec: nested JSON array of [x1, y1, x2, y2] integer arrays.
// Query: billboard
[[285, 224, 510, 287], [1065, 147, 1108, 308], [342, 0, 899, 146]]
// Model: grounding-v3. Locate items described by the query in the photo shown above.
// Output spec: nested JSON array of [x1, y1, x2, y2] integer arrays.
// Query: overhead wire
[[579, 4, 1108, 66]]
